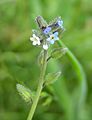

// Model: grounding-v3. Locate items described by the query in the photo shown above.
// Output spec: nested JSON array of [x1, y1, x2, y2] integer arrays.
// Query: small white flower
[[30, 34, 41, 46], [43, 44, 48, 50]]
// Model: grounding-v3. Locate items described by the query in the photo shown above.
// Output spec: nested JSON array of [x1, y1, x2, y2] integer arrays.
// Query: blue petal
[[55, 37, 59, 40], [54, 32, 59, 40], [54, 32, 58, 36], [49, 40, 55, 44], [47, 37, 51, 41], [57, 20, 63, 27], [43, 27, 51, 34], [60, 20, 63, 24], [57, 20, 63, 28]]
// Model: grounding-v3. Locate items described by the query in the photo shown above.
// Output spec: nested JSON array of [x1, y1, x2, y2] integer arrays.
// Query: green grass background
[[0, 0, 92, 120]]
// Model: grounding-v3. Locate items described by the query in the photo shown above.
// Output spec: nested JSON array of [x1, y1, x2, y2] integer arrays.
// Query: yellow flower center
[[51, 36, 54, 40]]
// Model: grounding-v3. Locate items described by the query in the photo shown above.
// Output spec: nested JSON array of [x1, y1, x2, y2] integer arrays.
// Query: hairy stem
[[27, 50, 48, 120]]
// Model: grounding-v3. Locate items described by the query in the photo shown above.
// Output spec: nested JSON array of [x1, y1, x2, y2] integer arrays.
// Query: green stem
[[58, 40, 87, 103], [57, 40, 87, 119], [27, 50, 48, 120]]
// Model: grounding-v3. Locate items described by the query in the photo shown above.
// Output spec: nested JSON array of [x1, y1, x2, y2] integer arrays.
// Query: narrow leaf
[[42, 97, 52, 106], [40, 92, 52, 106], [16, 84, 35, 103], [45, 71, 61, 86], [51, 47, 68, 59], [40, 92, 50, 99]]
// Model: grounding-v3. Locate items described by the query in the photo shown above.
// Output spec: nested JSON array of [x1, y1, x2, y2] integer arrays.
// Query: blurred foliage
[[0, 0, 92, 120]]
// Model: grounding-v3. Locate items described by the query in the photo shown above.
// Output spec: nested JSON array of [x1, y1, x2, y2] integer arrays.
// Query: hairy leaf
[[51, 47, 68, 59], [44, 71, 61, 86], [16, 84, 35, 103]]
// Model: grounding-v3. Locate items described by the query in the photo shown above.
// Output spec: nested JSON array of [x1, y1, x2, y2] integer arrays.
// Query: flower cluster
[[30, 16, 64, 50]]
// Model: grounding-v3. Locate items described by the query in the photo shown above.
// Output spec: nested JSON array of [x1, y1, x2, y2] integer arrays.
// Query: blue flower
[[57, 20, 63, 29], [43, 27, 51, 34], [47, 32, 59, 44]]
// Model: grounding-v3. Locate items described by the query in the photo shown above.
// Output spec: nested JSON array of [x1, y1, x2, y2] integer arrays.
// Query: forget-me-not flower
[[30, 16, 65, 50], [47, 32, 59, 44], [30, 34, 41, 46], [43, 27, 51, 34], [57, 20, 63, 29]]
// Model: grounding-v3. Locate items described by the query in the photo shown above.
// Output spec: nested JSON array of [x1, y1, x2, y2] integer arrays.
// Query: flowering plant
[[16, 15, 87, 120], [24, 16, 67, 120], [16, 16, 68, 120]]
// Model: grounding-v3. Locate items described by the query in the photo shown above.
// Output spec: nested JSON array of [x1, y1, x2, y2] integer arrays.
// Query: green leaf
[[44, 71, 61, 86], [40, 91, 50, 99], [40, 92, 52, 106], [16, 84, 35, 103], [42, 97, 52, 106], [51, 47, 68, 59]]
